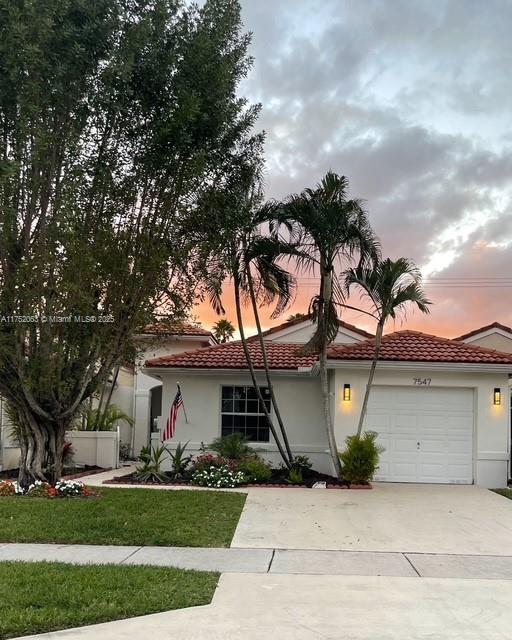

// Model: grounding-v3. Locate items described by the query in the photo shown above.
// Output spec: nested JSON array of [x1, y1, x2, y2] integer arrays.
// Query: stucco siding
[[156, 372, 332, 473], [333, 367, 510, 487], [267, 323, 361, 345], [463, 333, 512, 353]]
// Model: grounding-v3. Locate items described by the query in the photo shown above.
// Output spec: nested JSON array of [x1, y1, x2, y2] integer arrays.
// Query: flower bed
[[0, 479, 98, 498], [106, 468, 371, 490]]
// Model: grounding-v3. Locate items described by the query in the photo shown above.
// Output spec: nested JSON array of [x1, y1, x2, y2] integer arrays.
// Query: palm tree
[[345, 257, 431, 437], [200, 166, 296, 468], [277, 172, 379, 477], [212, 318, 235, 343]]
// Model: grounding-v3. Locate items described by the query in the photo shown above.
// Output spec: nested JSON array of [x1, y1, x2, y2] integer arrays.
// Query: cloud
[[195, 1, 512, 337]]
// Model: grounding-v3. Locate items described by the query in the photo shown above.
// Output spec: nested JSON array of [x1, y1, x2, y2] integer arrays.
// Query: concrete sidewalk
[[4, 543, 512, 579]]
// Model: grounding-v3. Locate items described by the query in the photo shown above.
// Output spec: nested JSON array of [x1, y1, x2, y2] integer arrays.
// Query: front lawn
[[492, 488, 512, 500], [0, 561, 218, 640], [0, 488, 246, 547]]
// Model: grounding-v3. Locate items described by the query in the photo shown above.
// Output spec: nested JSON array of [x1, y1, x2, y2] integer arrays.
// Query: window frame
[[219, 384, 272, 443]]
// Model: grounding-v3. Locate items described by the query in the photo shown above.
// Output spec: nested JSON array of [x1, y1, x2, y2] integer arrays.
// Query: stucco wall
[[265, 322, 364, 345], [333, 367, 510, 488], [463, 333, 512, 353], [154, 371, 332, 473], [105, 367, 136, 445]]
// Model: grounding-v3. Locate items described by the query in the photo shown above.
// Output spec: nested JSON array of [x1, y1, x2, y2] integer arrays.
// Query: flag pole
[[177, 381, 188, 423]]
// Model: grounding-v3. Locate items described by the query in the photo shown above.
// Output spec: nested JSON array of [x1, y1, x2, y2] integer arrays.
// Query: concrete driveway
[[231, 482, 512, 555]]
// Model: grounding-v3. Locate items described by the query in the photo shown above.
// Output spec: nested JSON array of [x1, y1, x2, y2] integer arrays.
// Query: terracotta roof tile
[[454, 321, 512, 341], [145, 341, 317, 370], [327, 330, 512, 365], [141, 322, 213, 338]]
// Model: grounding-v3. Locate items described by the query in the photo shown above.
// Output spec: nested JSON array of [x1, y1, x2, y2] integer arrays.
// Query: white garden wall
[[65, 429, 120, 469]]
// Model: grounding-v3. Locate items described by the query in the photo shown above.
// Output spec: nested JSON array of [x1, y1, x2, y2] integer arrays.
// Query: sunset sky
[[195, 0, 512, 339]]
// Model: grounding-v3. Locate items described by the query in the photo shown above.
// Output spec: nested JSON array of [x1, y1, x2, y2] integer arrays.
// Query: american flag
[[162, 384, 184, 441]]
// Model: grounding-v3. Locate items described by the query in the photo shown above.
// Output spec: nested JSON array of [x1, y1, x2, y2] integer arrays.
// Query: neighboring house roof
[[454, 322, 512, 341], [246, 314, 373, 341], [327, 330, 512, 365], [140, 322, 215, 339], [145, 341, 317, 371]]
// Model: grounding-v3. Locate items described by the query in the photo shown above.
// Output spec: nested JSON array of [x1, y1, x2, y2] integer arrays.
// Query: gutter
[[326, 359, 512, 374], [141, 366, 316, 378]]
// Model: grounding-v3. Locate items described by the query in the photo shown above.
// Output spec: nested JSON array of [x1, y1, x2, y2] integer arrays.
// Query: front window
[[221, 386, 271, 442]]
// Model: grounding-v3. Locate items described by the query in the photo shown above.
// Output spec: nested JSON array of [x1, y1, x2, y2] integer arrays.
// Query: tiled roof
[[327, 330, 512, 365], [141, 322, 213, 338], [246, 314, 373, 341], [145, 341, 317, 370], [145, 330, 512, 370], [454, 322, 512, 341]]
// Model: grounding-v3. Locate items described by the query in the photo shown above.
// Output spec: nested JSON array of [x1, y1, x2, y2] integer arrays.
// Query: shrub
[[119, 442, 133, 461], [0, 479, 95, 498], [290, 455, 312, 475], [237, 455, 272, 483], [168, 441, 192, 476], [0, 480, 16, 496], [134, 445, 169, 483], [54, 480, 93, 497], [26, 481, 56, 498], [339, 431, 384, 485], [191, 465, 245, 488], [287, 468, 304, 485], [208, 433, 254, 459], [191, 454, 237, 473], [62, 442, 74, 466]]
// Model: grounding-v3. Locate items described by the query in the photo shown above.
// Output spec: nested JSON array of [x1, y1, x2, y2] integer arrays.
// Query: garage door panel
[[366, 386, 473, 484], [388, 462, 418, 480]]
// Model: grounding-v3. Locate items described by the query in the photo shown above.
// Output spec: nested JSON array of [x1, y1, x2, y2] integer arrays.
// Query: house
[[144, 317, 512, 488]]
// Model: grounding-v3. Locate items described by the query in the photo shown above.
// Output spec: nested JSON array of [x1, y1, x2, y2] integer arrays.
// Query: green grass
[[0, 561, 218, 640], [0, 488, 246, 547], [492, 488, 512, 500]]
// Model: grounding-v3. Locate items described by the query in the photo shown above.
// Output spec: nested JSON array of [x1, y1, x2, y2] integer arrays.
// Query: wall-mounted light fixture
[[343, 384, 351, 402], [494, 388, 501, 405]]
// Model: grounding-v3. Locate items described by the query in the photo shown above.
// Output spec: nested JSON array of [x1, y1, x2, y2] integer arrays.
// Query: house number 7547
[[413, 377, 431, 386]]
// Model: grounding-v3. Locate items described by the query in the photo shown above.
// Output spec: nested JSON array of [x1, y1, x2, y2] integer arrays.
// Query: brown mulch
[[105, 469, 372, 490]]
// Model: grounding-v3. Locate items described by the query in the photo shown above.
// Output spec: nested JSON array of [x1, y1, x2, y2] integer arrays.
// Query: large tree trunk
[[246, 269, 294, 463], [356, 321, 384, 437], [15, 402, 69, 488], [233, 276, 291, 468]]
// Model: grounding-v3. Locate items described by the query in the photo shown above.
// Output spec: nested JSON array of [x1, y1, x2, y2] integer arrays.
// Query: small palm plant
[[345, 257, 431, 436], [135, 445, 169, 483], [83, 404, 134, 431], [168, 441, 192, 477]]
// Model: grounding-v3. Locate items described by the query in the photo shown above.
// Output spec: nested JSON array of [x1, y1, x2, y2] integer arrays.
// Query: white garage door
[[366, 386, 474, 484]]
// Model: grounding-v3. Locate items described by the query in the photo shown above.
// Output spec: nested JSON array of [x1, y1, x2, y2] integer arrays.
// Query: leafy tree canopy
[[0, 0, 260, 484]]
